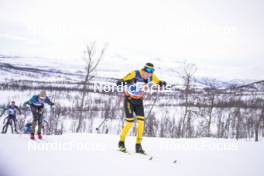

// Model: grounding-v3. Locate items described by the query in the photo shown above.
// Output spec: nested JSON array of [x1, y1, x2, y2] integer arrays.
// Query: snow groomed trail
[[0, 133, 263, 176]]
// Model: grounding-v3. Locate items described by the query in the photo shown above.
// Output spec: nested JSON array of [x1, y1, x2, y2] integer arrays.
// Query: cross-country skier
[[0, 101, 22, 134], [116, 63, 166, 153], [23, 90, 54, 140]]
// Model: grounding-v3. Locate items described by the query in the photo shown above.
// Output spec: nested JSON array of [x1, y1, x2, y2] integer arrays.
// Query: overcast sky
[[0, 0, 263, 80]]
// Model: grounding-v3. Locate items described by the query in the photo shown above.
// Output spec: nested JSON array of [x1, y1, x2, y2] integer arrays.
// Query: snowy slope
[[0, 133, 263, 176]]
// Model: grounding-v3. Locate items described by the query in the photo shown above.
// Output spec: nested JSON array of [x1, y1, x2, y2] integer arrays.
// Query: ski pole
[[145, 88, 159, 121]]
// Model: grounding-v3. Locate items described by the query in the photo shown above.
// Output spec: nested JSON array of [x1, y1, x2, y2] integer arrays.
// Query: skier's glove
[[22, 105, 30, 111], [159, 80, 167, 87], [116, 79, 125, 86]]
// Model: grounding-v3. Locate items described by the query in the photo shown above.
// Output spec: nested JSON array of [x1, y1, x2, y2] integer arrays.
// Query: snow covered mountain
[[0, 54, 256, 89], [193, 77, 254, 89]]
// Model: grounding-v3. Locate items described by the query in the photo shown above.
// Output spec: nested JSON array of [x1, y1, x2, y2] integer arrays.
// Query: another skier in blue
[[0, 101, 22, 134], [24, 122, 32, 134], [24, 90, 54, 140]]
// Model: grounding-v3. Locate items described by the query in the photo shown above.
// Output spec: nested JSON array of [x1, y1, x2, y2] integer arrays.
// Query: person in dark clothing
[[23, 90, 54, 140], [0, 101, 22, 134]]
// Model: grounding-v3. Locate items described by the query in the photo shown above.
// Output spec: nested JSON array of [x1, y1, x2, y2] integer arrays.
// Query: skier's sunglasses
[[145, 67, 155, 73]]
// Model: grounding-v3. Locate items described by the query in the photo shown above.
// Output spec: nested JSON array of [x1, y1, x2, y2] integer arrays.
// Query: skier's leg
[[119, 97, 134, 142], [30, 107, 38, 139], [134, 100, 145, 144], [37, 114, 43, 139], [31, 119, 37, 139], [11, 121, 14, 134], [7, 118, 13, 133], [13, 117, 19, 133], [37, 116, 42, 134], [14, 123, 19, 133], [118, 97, 135, 151], [135, 116, 146, 153], [134, 101, 146, 153], [120, 118, 134, 142], [136, 116, 145, 144], [9, 116, 16, 134], [31, 117, 37, 135], [119, 119, 133, 152]]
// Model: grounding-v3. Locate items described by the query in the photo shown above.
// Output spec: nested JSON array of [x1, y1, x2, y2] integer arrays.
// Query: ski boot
[[135, 143, 145, 154], [37, 132, 42, 140], [118, 141, 126, 152], [30, 133, 35, 140]]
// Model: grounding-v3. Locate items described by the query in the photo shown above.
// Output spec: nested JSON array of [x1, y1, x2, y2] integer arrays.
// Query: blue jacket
[[0, 105, 21, 117], [24, 95, 54, 107]]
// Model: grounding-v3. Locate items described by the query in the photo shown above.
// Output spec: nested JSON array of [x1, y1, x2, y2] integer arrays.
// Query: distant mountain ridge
[[0, 54, 261, 90]]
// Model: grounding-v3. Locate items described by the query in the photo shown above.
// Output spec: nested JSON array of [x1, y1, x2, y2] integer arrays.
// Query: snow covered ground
[[0, 133, 263, 176]]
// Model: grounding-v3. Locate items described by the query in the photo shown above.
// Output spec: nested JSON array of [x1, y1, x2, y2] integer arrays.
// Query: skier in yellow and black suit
[[116, 63, 166, 154]]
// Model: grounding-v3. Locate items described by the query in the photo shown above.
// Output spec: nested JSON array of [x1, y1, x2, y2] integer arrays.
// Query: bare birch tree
[[76, 42, 107, 132], [179, 61, 197, 137]]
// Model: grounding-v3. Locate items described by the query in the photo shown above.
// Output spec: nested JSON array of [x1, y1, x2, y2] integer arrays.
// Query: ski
[[119, 150, 177, 164], [136, 152, 178, 163], [29, 138, 48, 144], [134, 152, 153, 160], [117, 149, 153, 160], [118, 149, 131, 155]]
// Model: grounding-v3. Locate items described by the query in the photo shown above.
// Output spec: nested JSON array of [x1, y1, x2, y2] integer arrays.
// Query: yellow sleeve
[[122, 71, 136, 81], [152, 73, 161, 85]]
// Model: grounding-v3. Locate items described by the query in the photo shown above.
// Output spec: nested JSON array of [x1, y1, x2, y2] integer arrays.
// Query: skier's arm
[[45, 97, 55, 106], [152, 73, 167, 87], [116, 71, 136, 86], [23, 98, 32, 107], [122, 71, 136, 81], [15, 106, 22, 115]]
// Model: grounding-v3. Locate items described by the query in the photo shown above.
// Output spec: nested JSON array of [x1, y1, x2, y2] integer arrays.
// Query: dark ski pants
[[30, 106, 44, 134], [124, 96, 145, 118], [2, 115, 18, 134]]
